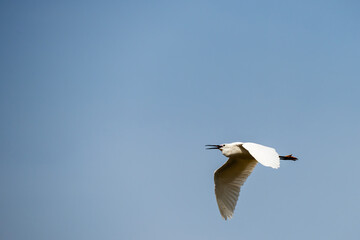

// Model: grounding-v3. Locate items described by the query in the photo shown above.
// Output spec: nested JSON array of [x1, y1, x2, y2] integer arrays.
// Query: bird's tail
[[279, 154, 298, 161]]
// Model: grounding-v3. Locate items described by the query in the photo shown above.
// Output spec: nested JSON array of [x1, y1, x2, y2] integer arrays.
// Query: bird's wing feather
[[242, 142, 280, 169], [214, 157, 257, 220]]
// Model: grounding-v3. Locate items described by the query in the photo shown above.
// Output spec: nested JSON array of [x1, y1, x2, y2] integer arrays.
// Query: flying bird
[[206, 142, 297, 220]]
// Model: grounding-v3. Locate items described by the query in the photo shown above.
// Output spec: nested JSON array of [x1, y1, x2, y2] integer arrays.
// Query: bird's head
[[206, 142, 243, 157], [206, 143, 231, 157]]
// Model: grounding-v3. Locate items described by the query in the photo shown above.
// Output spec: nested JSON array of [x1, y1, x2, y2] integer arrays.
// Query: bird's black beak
[[206, 145, 222, 150]]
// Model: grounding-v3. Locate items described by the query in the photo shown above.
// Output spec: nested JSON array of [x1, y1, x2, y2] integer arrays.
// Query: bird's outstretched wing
[[242, 142, 280, 169], [214, 157, 257, 220]]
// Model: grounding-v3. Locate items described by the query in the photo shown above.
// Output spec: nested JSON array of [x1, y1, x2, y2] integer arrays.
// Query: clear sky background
[[1, 1, 360, 239]]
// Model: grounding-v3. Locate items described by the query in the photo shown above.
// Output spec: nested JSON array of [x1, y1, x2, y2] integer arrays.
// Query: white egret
[[206, 142, 297, 220]]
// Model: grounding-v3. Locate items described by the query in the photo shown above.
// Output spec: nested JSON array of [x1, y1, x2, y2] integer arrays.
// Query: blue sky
[[1, 1, 360, 239]]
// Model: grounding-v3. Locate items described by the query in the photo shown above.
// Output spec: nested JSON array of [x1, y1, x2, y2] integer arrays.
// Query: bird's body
[[206, 142, 297, 220]]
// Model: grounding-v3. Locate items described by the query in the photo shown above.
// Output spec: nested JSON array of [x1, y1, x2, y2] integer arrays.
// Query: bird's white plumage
[[242, 142, 280, 169], [214, 157, 257, 220], [209, 141, 289, 219]]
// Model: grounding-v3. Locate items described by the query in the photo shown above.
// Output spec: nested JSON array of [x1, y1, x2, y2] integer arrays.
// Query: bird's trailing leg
[[279, 154, 298, 161]]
